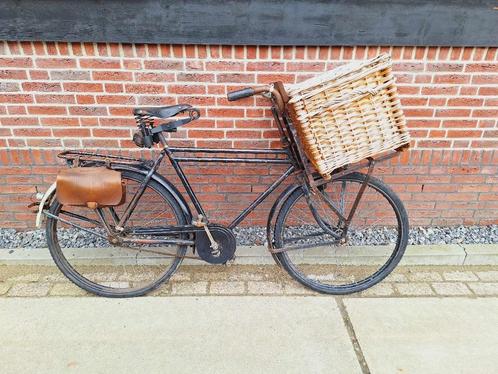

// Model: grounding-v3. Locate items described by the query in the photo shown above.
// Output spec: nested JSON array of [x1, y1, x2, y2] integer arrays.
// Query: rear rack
[[58, 150, 154, 168]]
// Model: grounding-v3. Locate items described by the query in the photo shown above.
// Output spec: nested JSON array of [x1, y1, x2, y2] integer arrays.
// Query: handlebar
[[227, 84, 286, 113], [227, 87, 256, 101]]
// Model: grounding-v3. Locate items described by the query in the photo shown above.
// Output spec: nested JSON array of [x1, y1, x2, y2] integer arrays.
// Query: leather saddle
[[133, 104, 192, 119]]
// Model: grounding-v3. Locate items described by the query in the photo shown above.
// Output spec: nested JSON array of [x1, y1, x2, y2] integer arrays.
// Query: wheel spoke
[[273, 174, 408, 294], [45, 170, 188, 297]]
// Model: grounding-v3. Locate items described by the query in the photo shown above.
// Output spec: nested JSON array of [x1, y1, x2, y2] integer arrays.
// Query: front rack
[[311, 148, 406, 188]]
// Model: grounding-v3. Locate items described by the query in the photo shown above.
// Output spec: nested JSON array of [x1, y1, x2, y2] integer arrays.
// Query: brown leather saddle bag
[[56, 167, 126, 209]]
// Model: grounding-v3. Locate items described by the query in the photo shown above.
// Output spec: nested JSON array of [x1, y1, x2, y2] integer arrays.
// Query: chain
[[117, 241, 202, 260]]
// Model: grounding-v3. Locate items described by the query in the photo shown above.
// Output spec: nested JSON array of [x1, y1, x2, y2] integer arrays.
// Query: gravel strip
[[235, 225, 498, 246], [0, 225, 497, 249]]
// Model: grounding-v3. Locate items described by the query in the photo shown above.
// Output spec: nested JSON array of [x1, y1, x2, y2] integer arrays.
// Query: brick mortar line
[[1, 104, 496, 109], [7, 46, 498, 62], [2, 146, 497, 151], [2, 72, 497, 80], [1, 66, 497, 72], [2, 104, 498, 109]]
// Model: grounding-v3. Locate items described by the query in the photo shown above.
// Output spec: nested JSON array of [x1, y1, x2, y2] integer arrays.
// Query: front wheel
[[273, 172, 409, 294]]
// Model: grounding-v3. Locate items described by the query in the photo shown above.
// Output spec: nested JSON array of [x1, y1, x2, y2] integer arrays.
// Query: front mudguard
[[266, 184, 302, 266]]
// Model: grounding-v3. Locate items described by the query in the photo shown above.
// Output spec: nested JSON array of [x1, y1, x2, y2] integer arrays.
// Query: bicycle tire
[[273, 172, 409, 294], [46, 169, 188, 298]]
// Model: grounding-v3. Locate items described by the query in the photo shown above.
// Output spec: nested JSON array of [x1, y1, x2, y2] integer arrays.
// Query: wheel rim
[[275, 176, 405, 292], [47, 172, 186, 295]]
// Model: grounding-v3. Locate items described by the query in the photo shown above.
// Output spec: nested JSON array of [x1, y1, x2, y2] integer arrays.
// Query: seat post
[[157, 132, 169, 148]]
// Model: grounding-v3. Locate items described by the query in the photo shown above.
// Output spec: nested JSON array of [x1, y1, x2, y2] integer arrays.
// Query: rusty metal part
[[58, 150, 153, 168], [192, 214, 219, 254]]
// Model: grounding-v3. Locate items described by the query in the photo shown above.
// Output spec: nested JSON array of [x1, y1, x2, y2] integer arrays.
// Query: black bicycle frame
[[113, 96, 401, 237], [54, 95, 402, 250], [113, 95, 310, 232], [116, 143, 296, 231]]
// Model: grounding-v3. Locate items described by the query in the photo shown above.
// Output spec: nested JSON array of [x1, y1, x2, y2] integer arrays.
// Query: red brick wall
[[0, 42, 497, 229]]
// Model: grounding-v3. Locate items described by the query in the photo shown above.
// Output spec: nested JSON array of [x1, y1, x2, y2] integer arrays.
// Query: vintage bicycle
[[36, 58, 410, 298]]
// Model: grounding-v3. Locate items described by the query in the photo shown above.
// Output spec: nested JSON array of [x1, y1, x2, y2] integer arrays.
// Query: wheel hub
[[108, 234, 122, 246]]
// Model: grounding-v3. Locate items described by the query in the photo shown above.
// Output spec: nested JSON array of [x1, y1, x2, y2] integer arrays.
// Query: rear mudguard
[[35, 164, 193, 228], [35, 182, 56, 228], [266, 184, 302, 265]]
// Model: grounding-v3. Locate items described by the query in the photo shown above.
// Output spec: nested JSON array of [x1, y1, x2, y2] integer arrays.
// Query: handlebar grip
[[227, 88, 255, 101]]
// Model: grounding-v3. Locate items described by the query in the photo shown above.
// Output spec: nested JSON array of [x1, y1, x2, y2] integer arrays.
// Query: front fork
[[303, 158, 376, 241]]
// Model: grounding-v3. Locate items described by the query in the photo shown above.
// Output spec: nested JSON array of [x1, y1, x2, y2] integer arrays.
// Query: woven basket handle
[[304, 83, 388, 119]]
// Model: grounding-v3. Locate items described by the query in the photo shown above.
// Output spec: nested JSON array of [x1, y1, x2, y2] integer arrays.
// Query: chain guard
[[195, 224, 236, 264]]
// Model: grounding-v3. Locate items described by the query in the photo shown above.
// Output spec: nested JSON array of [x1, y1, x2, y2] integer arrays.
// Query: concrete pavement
[[1, 244, 498, 265], [0, 295, 497, 373], [345, 297, 498, 374], [1, 245, 498, 373], [0, 297, 361, 374]]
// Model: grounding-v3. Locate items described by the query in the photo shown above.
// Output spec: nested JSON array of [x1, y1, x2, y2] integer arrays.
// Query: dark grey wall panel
[[0, 0, 497, 46]]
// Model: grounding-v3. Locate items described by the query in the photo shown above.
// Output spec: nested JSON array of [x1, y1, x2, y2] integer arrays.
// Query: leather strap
[[150, 116, 194, 134]]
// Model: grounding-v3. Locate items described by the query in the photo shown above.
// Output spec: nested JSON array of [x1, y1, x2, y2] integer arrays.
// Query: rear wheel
[[46, 169, 188, 297], [273, 172, 408, 294]]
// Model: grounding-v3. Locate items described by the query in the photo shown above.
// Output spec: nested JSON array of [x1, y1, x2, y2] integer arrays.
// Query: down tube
[[228, 165, 295, 229]]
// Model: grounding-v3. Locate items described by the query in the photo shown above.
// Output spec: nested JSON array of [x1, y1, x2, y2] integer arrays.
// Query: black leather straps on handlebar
[[227, 88, 255, 101]]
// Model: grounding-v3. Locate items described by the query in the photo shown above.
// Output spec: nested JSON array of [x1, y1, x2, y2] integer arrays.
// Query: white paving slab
[[344, 297, 498, 374], [0, 296, 361, 374]]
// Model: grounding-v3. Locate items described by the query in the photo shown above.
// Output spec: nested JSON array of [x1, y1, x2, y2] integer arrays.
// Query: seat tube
[[166, 149, 208, 219], [116, 150, 166, 229]]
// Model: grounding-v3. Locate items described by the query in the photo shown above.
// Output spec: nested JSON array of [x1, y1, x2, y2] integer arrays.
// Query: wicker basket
[[287, 54, 410, 178]]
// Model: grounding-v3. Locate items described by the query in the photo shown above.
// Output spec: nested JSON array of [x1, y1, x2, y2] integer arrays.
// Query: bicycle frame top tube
[[163, 145, 297, 228]]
